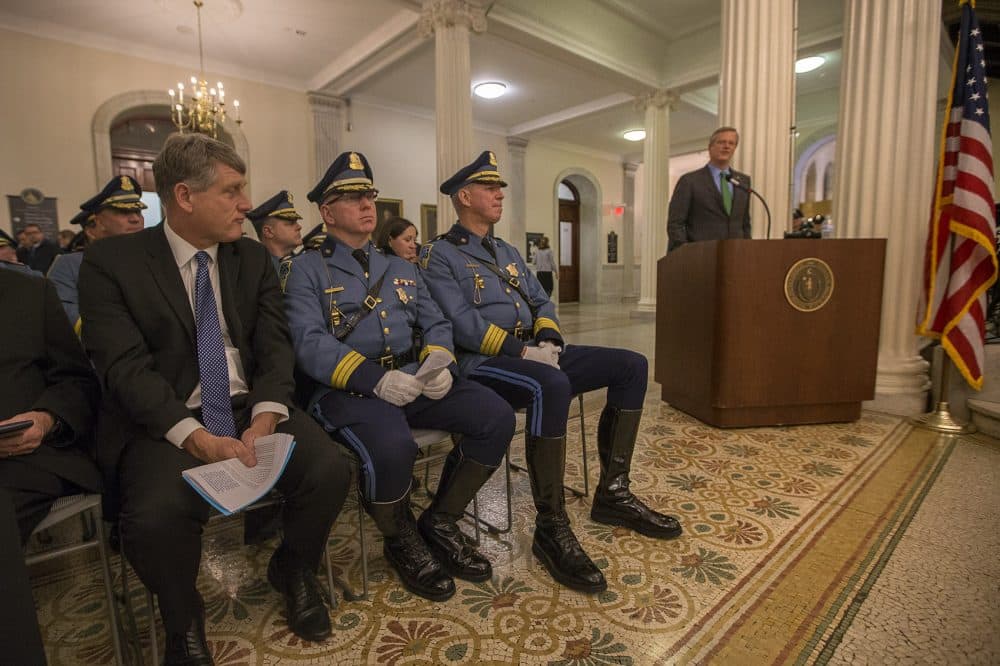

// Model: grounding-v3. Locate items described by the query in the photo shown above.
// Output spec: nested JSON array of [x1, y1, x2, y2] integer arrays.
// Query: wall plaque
[[8, 189, 59, 240]]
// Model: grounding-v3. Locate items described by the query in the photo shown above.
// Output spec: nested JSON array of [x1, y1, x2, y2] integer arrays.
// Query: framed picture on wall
[[375, 198, 403, 226], [420, 204, 437, 242], [526, 232, 543, 265]]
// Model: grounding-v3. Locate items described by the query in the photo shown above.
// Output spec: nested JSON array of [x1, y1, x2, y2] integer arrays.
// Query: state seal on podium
[[784, 258, 834, 312]]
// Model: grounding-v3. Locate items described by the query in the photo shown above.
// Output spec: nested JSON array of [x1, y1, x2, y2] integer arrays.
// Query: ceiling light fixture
[[623, 129, 646, 142], [168, 0, 241, 138], [473, 81, 508, 99], [795, 56, 825, 74]]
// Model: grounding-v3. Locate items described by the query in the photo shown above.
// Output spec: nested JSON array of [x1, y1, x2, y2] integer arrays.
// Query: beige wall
[[0, 28, 315, 233]]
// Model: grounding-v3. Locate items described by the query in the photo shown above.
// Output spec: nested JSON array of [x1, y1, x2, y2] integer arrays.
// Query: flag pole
[[910, 346, 976, 433]]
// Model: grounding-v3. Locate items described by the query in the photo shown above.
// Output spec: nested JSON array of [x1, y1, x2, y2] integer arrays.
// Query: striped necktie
[[720, 171, 732, 215]]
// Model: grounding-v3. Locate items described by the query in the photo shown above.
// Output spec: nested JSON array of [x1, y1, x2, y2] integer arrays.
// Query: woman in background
[[376, 217, 420, 263], [533, 235, 557, 296]]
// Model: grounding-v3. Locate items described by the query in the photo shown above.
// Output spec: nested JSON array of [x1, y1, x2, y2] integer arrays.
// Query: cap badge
[[287, 193, 294, 203], [121, 176, 134, 191], [349, 152, 363, 170], [488, 152, 497, 166]]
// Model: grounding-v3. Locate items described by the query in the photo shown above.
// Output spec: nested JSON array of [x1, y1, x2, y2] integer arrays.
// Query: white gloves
[[422, 370, 453, 399], [537, 341, 562, 353], [373, 370, 423, 406], [521, 343, 561, 368]]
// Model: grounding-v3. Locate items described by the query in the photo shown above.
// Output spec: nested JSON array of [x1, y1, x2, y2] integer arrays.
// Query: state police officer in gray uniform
[[284, 151, 515, 602], [47, 176, 146, 333], [246, 190, 304, 276], [421, 151, 682, 594]]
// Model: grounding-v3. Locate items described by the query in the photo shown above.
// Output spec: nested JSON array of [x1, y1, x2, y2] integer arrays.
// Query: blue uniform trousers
[[315, 377, 514, 502], [469, 344, 647, 437]]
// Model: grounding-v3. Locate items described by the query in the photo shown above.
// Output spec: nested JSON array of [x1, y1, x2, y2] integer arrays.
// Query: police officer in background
[[283, 151, 514, 601], [420, 151, 683, 594], [0, 228, 41, 277], [47, 176, 146, 333], [246, 190, 304, 274]]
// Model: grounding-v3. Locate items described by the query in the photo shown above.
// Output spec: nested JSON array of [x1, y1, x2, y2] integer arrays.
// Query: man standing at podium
[[667, 126, 752, 252]]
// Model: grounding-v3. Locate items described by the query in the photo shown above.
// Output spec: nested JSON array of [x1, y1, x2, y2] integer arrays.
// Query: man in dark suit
[[16, 223, 62, 274], [667, 126, 752, 252], [79, 133, 349, 665], [0, 268, 101, 665]]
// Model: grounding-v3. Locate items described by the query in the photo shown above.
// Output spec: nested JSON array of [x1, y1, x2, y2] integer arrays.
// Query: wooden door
[[112, 150, 156, 192], [558, 198, 580, 302]]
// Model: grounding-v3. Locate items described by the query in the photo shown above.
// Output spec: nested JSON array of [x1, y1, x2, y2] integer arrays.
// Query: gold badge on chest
[[396, 287, 410, 304], [506, 263, 519, 277]]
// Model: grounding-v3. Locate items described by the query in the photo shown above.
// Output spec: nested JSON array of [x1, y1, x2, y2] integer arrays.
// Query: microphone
[[726, 173, 772, 241]]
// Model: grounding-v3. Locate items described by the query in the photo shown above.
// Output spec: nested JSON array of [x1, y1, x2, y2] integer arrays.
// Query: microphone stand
[[727, 174, 772, 240]]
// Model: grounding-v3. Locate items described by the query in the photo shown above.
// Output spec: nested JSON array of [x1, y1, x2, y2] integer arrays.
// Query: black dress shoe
[[163, 615, 213, 666], [267, 549, 332, 642]]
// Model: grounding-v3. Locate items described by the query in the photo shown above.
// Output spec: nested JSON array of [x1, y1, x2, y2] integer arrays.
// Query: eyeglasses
[[329, 190, 379, 205]]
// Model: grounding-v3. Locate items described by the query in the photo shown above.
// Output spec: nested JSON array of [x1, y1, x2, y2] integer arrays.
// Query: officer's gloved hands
[[422, 370, 452, 399], [374, 370, 423, 406], [521, 344, 560, 368], [537, 340, 563, 353]]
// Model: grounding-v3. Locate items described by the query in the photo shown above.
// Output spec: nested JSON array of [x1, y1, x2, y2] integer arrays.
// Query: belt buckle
[[363, 295, 379, 310], [377, 354, 395, 369], [512, 326, 523, 339], [509, 278, 520, 289]]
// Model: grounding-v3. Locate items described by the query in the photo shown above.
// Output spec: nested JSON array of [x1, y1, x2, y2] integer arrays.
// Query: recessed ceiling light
[[795, 56, 825, 73], [473, 81, 508, 99], [623, 129, 646, 142]]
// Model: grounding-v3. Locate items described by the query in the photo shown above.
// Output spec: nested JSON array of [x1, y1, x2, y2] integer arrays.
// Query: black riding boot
[[366, 490, 455, 601], [417, 450, 496, 582], [590, 406, 683, 539], [526, 434, 606, 593]]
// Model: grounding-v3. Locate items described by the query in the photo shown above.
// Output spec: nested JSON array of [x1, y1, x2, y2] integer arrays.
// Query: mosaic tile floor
[[26, 304, 1000, 665]]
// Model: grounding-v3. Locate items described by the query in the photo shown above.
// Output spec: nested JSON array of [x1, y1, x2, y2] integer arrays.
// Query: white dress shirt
[[163, 220, 288, 447]]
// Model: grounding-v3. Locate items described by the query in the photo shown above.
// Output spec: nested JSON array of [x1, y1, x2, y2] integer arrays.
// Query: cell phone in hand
[[0, 420, 33, 438]]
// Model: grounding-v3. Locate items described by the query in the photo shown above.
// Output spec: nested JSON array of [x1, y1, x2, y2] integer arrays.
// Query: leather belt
[[507, 327, 533, 342], [373, 348, 417, 369]]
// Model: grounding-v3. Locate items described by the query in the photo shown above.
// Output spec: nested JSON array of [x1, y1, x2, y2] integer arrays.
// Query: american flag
[[918, 0, 998, 390]]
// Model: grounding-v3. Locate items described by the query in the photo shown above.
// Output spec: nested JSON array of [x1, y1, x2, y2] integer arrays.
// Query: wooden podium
[[654, 239, 886, 427]]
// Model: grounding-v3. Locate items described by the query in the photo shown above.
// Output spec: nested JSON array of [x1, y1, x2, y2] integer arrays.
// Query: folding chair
[[27, 494, 124, 666], [476, 393, 590, 536]]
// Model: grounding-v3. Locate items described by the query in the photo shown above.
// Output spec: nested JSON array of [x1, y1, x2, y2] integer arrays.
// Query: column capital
[[623, 161, 639, 178], [506, 135, 529, 153], [307, 91, 346, 111], [418, 0, 487, 38], [634, 89, 679, 112]]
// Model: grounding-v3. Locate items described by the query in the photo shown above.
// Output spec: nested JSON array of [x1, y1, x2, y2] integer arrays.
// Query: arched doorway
[[553, 170, 602, 304], [558, 180, 580, 302]]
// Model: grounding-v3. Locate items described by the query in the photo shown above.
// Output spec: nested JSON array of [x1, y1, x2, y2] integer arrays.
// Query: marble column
[[506, 135, 529, 252], [633, 90, 676, 317], [718, 0, 795, 238], [307, 92, 346, 182], [419, 0, 487, 221], [833, 0, 939, 415], [622, 161, 639, 301]]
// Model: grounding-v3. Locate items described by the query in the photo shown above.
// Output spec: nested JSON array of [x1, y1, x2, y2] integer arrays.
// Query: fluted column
[[719, 0, 795, 238], [307, 92, 345, 182], [634, 90, 676, 316], [506, 135, 529, 250], [419, 0, 487, 220], [622, 161, 639, 301], [833, 0, 938, 415]]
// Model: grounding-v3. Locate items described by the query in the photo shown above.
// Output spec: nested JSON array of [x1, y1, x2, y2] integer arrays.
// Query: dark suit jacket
[[0, 269, 100, 492], [17, 239, 62, 275], [667, 165, 752, 252], [78, 223, 295, 497]]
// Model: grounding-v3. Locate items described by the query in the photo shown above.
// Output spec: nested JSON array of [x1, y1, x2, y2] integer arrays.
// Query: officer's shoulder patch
[[278, 258, 293, 293], [419, 243, 434, 270]]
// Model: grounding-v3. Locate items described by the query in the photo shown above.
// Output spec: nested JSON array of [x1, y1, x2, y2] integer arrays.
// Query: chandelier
[[168, 0, 241, 138]]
